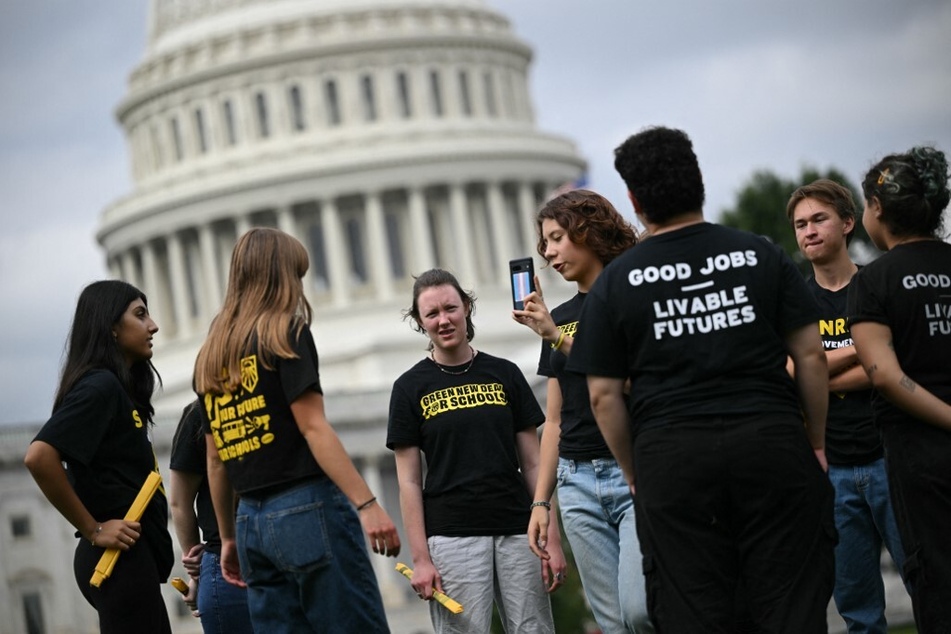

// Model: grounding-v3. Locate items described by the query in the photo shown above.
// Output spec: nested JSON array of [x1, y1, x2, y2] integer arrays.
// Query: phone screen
[[509, 258, 535, 310]]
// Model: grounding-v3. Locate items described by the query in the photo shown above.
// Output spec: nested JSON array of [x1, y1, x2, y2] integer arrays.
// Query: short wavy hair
[[535, 189, 637, 265], [614, 126, 705, 225], [786, 179, 857, 245], [862, 146, 949, 239]]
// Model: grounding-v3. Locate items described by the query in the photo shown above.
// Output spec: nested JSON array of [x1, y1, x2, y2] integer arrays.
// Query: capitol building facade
[[0, 0, 583, 631]]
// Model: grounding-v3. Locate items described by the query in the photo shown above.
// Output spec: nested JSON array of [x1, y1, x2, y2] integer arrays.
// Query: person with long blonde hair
[[194, 227, 401, 632]]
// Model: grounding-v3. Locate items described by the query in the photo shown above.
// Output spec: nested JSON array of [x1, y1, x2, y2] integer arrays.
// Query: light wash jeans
[[556, 457, 653, 633], [198, 550, 253, 634], [427, 534, 554, 634], [235, 478, 389, 633], [829, 458, 907, 634]]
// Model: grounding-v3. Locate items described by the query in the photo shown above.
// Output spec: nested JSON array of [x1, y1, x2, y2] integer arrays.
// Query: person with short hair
[[569, 126, 835, 632], [388, 268, 560, 634], [25, 280, 173, 634], [848, 146, 951, 632], [786, 178, 907, 634]]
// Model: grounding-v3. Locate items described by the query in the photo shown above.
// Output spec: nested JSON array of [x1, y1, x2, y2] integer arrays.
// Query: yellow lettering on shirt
[[419, 383, 508, 420]]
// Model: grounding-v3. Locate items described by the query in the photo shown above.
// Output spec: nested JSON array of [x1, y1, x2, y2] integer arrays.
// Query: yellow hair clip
[[877, 168, 890, 186]]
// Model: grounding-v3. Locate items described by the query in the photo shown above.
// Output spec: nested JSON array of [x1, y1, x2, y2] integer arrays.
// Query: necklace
[[431, 346, 476, 375]]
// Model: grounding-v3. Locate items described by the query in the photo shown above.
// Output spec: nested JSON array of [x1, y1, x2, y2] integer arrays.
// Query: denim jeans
[[828, 458, 907, 634], [199, 550, 253, 634], [235, 478, 389, 633], [556, 457, 653, 633]]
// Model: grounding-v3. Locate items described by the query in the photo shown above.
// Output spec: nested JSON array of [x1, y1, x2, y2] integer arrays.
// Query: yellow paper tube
[[395, 562, 464, 614], [90, 471, 163, 587]]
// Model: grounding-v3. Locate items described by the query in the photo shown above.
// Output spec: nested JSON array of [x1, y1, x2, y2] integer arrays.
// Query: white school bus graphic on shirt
[[420, 382, 508, 420], [204, 354, 273, 462]]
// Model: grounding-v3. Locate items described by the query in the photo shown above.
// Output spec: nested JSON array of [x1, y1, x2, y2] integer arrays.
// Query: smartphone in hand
[[509, 258, 535, 310]]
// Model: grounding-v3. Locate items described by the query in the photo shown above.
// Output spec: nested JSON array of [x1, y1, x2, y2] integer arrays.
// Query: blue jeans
[[235, 478, 389, 633], [829, 459, 907, 634], [199, 550, 253, 634], [557, 457, 653, 633]]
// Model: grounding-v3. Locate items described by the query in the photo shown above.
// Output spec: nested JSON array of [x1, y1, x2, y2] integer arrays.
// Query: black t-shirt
[[567, 223, 819, 427], [848, 240, 951, 427], [537, 292, 612, 460], [34, 369, 174, 579], [198, 326, 327, 497], [170, 402, 221, 554], [386, 351, 544, 537], [806, 276, 881, 465]]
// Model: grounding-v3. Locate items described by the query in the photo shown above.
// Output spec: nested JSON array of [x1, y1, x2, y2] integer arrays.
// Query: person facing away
[[387, 268, 560, 633], [512, 189, 654, 633], [567, 126, 835, 633], [169, 400, 253, 633], [847, 146, 951, 632], [193, 227, 401, 633], [24, 280, 174, 634], [786, 178, 908, 634]]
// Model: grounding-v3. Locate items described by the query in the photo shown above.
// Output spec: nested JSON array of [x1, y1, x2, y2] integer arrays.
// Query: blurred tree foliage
[[719, 167, 878, 272]]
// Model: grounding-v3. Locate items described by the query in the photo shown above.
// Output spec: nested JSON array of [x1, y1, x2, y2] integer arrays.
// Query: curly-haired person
[[568, 126, 835, 633], [847, 146, 951, 632]]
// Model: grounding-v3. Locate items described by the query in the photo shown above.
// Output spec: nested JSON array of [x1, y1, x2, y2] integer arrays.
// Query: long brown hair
[[194, 228, 313, 395]]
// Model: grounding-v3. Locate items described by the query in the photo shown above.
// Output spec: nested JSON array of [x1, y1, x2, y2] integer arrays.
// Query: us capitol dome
[[0, 1, 585, 631]]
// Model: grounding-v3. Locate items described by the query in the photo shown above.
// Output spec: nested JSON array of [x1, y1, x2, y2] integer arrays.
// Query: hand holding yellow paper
[[396, 562, 463, 614], [90, 471, 163, 587]]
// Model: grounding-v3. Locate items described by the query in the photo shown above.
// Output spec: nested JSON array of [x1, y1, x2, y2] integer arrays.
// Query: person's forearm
[[828, 363, 871, 393], [300, 425, 374, 506], [794, 353, 828, 450], [588, 381, 635, 479], [533, 421, 561, 503], [826, 345, 860, 377], [869, 365, 951, 431], [400, 484, 432, 566], [25, 442, 99, 540], [206, 446, 235, 541], [169, 470, 202, 553]]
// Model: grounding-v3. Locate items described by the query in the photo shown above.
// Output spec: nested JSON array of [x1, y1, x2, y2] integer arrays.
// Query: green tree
[[719, 167, 877, 271]]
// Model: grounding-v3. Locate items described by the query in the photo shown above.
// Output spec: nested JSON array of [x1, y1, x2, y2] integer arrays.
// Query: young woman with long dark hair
[[25, 280, 173, 633]]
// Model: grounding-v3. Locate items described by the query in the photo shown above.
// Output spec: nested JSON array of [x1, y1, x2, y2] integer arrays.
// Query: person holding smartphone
[[387, 268, 563, 633], [513, 190, 653, 633]]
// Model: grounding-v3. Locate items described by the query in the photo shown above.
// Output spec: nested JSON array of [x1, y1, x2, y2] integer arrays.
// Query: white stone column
[[364, 192, 393, 301], [408, 186, 436, 273], [449, 183, 476, 286], [235, 214, 251, 238], [277, 204, 317, 296], [108, 256, 122, 280], [198, 224, 222, 319], [518, 181, 539, 258], [166, 231, 192, 339], [486, 181, 515, 286], [118, 250, 135, 284], [322, 197, 350, 308], [140, 240, 166, 331]]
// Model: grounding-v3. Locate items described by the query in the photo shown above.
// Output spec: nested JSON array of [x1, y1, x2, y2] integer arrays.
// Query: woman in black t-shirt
[[513, 190, 652, 633], [387, 268, 559, 633], [848, 146, 951, 631], [193, 227, 400, 633], [25, 280, 173, 634]]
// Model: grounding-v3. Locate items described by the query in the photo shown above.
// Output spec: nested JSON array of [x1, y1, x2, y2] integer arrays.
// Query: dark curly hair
[[862, 146, 949, 239], [535, 190, 638, 265], [614, 126, 705, 225], [403, 268, 476, 347]]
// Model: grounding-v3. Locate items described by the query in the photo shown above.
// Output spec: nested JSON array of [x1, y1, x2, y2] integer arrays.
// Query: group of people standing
[[24, 124, 950, 634]]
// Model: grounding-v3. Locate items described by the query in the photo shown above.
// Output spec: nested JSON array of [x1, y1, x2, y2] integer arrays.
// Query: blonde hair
[[194, 228, 313, 395]]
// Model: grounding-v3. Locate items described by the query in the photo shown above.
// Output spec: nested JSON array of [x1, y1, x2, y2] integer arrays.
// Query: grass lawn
[[890, 626, 917, 633]]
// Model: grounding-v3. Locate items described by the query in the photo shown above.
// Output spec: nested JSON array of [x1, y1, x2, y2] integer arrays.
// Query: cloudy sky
[[1, 0, 949, 425]]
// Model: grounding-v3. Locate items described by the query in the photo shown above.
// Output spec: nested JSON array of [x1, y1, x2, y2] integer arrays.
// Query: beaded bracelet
[[90, 524, 102, 546], [530, 500, 551, 510]]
